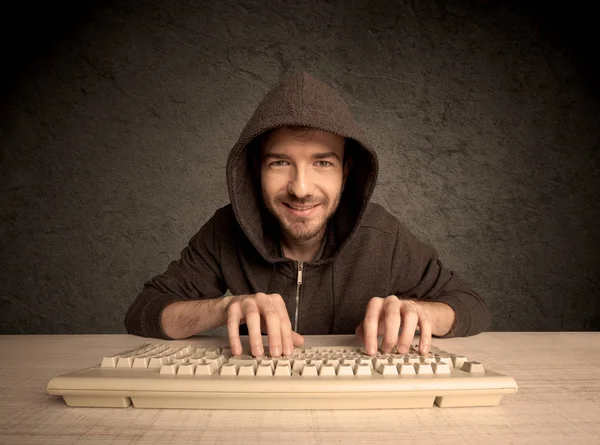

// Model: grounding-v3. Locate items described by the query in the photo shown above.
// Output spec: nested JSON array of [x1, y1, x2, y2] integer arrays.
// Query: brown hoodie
[[125, 72, 491, 339]]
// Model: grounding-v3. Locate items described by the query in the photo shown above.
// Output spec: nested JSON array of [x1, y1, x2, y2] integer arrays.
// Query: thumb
[[292, 331, 305, 346]]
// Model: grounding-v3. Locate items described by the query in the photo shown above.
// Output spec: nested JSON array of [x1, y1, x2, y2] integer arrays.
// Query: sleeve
[[124, 210, 228, 339], [391, 223, 491, 338]]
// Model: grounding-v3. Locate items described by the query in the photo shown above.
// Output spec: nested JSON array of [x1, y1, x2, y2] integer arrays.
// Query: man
[[125, 72, 490, 358]]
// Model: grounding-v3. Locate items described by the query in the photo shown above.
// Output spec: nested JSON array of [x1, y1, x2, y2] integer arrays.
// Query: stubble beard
[[264, 192, 342, 241]]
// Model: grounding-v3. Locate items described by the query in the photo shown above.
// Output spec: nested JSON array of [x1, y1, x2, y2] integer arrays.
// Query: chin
[[282, 221, 325, 241], [267, 203, 330, 241]]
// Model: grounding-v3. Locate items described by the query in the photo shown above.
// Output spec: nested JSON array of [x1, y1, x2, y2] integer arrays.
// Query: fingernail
[[367, 345, 375, 356], [254, 346, 264, 357], [283, 346, 292, 356], [271, 346, 281, 357]]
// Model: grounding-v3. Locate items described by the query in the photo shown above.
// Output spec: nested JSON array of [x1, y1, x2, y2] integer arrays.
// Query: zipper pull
[[297, 262, 303, 284]]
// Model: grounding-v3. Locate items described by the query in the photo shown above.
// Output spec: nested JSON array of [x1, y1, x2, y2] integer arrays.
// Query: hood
[[226, 72, 379, 263]]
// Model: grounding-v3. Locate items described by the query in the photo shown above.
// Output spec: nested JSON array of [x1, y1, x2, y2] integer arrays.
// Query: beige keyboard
[[47, 342, 518, 409]]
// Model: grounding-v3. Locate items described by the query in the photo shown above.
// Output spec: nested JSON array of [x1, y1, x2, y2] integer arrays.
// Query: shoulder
[[359, 202, 401, 235], [190, 204, 240, 243], [200, 204, 236, 228], [357, 203, 428, 252], [213, 204, 236, 223]]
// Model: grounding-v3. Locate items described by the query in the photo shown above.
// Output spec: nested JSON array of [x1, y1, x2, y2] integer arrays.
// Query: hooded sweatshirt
[[125, 72, 491, 339]]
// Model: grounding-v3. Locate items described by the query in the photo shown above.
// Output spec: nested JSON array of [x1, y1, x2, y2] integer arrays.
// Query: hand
[[355, 296, 432, 356], [224, 292, 304, 357]]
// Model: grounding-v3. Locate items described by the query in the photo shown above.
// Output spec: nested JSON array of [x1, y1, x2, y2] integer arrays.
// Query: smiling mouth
[[284, 203, 319, 211]]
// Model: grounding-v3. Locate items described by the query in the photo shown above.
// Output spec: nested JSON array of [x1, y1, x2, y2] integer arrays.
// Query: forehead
[[261, 128, 345, 154]]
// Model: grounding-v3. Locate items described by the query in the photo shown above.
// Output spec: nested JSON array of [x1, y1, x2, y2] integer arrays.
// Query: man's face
[[260, 128, 347, 242]]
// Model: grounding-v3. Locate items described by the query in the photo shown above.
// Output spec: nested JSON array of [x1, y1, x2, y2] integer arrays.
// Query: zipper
[[294, 262, 303, 332]]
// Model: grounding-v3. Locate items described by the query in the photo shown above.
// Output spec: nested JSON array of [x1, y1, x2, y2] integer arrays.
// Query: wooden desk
[[1, 333, 598, 444]]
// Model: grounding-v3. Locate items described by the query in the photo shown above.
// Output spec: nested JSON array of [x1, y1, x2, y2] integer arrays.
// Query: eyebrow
[[312, 151, 341, 161], [262, 153, 290, 161], [262, 152, 341, 161]]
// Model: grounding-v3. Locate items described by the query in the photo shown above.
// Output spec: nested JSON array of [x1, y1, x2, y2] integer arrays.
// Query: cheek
[[261, 173, 286, 199], [323, 176, 344, 198]]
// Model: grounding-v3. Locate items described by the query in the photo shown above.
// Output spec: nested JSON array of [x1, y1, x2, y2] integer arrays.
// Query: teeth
[[289, 205, 315, 211]]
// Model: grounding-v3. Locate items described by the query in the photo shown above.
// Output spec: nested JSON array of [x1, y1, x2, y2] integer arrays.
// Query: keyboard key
[[159, 364, 178, 375], [326, 358, 340, 369], [148, 356, 170, 368], [116, 356, 135, 368], [451, 354, 467, 368], [319, 364, 336, 376], [397, 363, 416, 375], [390, 355, 405, 364], [101, 356, 118, 368], [238, 364, 256, 376], [274, 363, 291, 377], [301, 364, 318, 377], [432, 362, 451, 375], [292, 359, 306, 373], [256, 363, 274, 376], [309, 359, 323, 372], [206, 346, 222, 355], [194, 364, 213, 376], [356, 357, 373, 369], [380, 364, 398, 375], [204, 359, 221, 374], [341, 357, 357, 366], [461, 361, 485, 373], [259, 359, 275, 371], [229, 356, 256, 367], [420, 354, 436, 364], [132, 357, 150, 368], [355, 363, 372, 376], [192, 348, 206, 356], [415, 363, 433, 375], [219, 364, 237, 376], [435, 355, 453, 366], [177, 364, 195, 375], [213, 355, 227, 367], [230, 360, 257, 373], [337, 363, 354, 376], [373, 357, 389, 371], [277, 359, 291, 368]]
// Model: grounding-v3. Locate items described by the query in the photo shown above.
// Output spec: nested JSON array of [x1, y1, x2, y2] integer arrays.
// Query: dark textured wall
[[1, 0, 598, 334]]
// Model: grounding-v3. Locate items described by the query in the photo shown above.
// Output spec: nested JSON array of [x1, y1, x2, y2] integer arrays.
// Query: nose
[[287, 166, 313, 199]]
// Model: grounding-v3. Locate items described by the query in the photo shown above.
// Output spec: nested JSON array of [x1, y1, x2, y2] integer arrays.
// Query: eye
[[269, 160, 289, 167], [315, 160, 333, 167]]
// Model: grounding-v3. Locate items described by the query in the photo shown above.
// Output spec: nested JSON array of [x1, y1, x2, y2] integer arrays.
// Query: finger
[[292, 331, 304, 347], [242, 299, 264, 357], [263, 308, 283, 357], [418, 317, 432, 354], [381, 297, 401, 353], [363, 298, 384, 356], [272, 295, 294, 356], [279, 320, 294, 356], [226, 302, 243, 356], [397, 302, 419, 353]]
